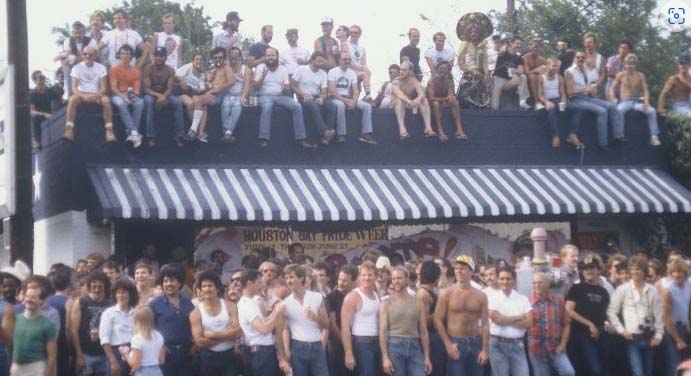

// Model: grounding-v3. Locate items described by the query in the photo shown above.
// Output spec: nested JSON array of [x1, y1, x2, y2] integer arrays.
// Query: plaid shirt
[[528, 293, 567, 360]]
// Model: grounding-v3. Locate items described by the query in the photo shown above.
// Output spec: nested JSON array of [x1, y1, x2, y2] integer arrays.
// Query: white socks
[[190, 110, 203, 132]]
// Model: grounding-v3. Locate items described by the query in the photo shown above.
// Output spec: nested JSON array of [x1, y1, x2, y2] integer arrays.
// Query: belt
[[491, 335, 522, 342], [353, 335, 378, 340]]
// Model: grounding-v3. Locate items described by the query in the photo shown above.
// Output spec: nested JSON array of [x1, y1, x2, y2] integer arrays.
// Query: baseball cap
[[454, 255, 476, 271], [226, 11, 243, 21], [153, 46, 168, 56], [678, 54, 690, 65], [581, 254, 602, 269], [376, 256, 392, 271], [320, 17, 334, 25]]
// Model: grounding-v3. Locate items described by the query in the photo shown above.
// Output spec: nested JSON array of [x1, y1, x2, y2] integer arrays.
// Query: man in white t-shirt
[[281, 264, 330, 375], [280, 28, 311, 77], [238, 269, 286, 376], [254, 47, 314, 149], [374, 64, 400, 109], [98, 9, 148, 68], [487, 266, 532, 376], [327, 52, 377, 145], [425, 32, 455, 78], [291, 51, 338, 145], [348, 25, 373, 101], [56, 21, 98, 97], [213, 11, 244, 58], [149, 13, 182, 70], [63, 46, 114, 143]]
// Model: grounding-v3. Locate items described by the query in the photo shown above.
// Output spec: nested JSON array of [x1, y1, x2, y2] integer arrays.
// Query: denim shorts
[[84, 353, 109, 374], [134, 365, 163, 376]]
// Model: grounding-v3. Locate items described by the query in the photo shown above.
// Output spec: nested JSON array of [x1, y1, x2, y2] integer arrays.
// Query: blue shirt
[[148, 294, 194, 346]]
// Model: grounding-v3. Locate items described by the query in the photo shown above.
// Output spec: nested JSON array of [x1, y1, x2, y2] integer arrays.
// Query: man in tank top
[[341, 261, 381, 376], [380, 266, 431, 376], [416, 260, 445, 376], [662, 259, 691, 376], [281, 264, 330, 376], [536, 58, 568, 148], [434, 255, 489, 376], [149, 14, 182, 70], [189, 271, 242, 376]]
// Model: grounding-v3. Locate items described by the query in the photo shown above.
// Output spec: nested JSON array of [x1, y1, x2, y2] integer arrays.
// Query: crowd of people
[[0, 241, 691, 376], [28, 9, 691, 153]]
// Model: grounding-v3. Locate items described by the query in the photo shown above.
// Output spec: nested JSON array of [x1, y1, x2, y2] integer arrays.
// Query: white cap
[[375, 256, 392, 270], [1, 260, 32, 282], [320, 16, 333, 24]]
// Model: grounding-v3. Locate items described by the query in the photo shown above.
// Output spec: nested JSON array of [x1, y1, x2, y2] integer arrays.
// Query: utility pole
[[7, 0, 32, 267], [507, 0, 517, 34]]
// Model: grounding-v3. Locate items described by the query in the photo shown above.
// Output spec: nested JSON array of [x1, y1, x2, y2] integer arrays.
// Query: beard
[[266, 58, 278, 69]]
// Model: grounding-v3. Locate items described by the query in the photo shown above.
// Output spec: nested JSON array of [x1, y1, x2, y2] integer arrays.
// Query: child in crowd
[[125, 306, 165, 376]]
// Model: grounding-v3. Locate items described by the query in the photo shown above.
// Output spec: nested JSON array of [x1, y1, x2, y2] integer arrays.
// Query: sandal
[[399, 133, 410, 140], [438, 133, 449, 143], [456, 132, 468, 140], [424, 130, 437, 138]]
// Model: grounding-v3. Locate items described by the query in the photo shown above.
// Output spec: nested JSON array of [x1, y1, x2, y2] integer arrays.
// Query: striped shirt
[[528, 294, 567, 361]]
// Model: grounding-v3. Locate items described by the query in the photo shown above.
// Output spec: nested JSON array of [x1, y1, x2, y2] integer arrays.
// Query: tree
[[52, 0, 214, 63]]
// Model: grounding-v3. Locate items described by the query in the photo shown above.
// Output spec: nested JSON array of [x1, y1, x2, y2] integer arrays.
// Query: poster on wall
[[193, 222, 570, 280]]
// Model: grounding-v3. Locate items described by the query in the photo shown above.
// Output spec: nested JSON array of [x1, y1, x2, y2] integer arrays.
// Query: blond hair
[[133, 306, 155, 340], [624, 53, 638, 64], [560, 244, 579, 258]]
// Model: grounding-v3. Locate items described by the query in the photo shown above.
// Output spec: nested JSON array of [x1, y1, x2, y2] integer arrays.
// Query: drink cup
[[559, 102, 566, 112]]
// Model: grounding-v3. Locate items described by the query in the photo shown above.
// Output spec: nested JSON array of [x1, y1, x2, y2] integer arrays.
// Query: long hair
[[133, 306, 155, 340]]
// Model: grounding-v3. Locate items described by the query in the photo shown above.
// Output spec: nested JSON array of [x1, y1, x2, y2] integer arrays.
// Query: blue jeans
[[447, 335, 484, 376], [387, 337, 425, 376], [290, 340, 328, 376], [299, 99, 336, 134], [134, 365, 163, 376], [258, 95, 307, 140], [327, 98, 373, 136], [161, 344, 190, 376], [352, 336, 381, 376], [144, 94, 185, 138], [427, 331, 446, 376], [0, 345, 8, 376], [83, 353, 109, 375], [617, 99, 659, 137], [221, 95, 243, 133], [111, 95, 144, 134], [664, 322, 690, 376], [488, 337, 529, 376], [200, 348, 236, 376], [672, 102, 691, 117], [529, 353, 575, 376], [568, 95, 624, 146], [248, 345, 279, 376], [570, 328, 603, 376], [627, 337, 654, 376], [63, 65, 73, 97], [31, 114, 47, 142]]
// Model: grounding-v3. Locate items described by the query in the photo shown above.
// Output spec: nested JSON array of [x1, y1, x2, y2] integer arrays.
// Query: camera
[[639, 317, 654, 341]]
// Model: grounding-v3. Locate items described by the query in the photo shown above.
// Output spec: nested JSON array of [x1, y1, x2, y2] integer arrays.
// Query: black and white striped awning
[[87, 166, 691, 221]]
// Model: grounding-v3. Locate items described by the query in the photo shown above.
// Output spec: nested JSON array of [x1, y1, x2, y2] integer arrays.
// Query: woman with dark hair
[[99, 278, 139, 376]]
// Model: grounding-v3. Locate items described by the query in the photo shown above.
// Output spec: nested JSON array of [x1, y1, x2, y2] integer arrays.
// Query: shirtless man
[[609, 53, 660, 146], [522, 38, 548, 109], [426, 61, 467, 142], [314, 17, 339, 70], [392, 62, 435, 139], [434, 255, 489, 376], [583, 32, 607, 97], [658, 55, 691, 118], [341, 261, 381, 376], [184, 47, 234, 142]]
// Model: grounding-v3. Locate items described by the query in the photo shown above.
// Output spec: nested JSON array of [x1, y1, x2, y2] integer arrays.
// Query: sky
[[26, 0, 507, 89]]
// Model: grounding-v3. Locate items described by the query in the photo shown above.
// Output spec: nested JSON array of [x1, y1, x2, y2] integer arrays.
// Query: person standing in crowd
[[556, 40, 575, 76], [260, 261, 289, 310], [88, 12, 107, 63], [606, 40, 632, 95], [134, 263, 155, 306], [249, 25, 274, 68], [373, 64, 400, 109], [426, 60, 467, 141], [238, 269, 287, 376], [126, 307, 164, 376], [29, 70, 62, 151], [662, 259, 691, 376], [536, 58, 568, 148], [10, 286, 57, 376], [99, 279, 138, 376], [46, 266, 72, 376], [487, 266, 532, 376], [606, 254, 628, 290], [110, 45, 145, 148], [71, 271, 112, 376], [220, 47, 250, 143], [314, 17, 339, 70], [657, 55, 691, 117], [63, 46, 114, 143], [528, 272, 575, 376], [102, 261, 121, 286], [136, 245, 160, 278], [379, 266, 431, 376], [212, 11, 243, 54], [487, 35, 502, 72], [254, 47, 314, 149], [392, 61, 436, 139], [143, 47, 185, 148], [149, 14, 183, 70], [341, 261, 381, 376], [434, 255, 488, 376], [416, 261, 445, 376], [189, 271, 242, 376], [291, 51, 337, 146], [424, 32, 455, 78], [149, 264, 194, 376], [608, 255, 664, 376], [327, 265, 357, 376], [491, 36, 531, 110], [400, 28, 422, 81], [559, 244, 580, 295], [582, 32, 607, 97], [226, 271, 242, 303], [281, 264, 330, 376], [313, 262, 332, 297], [280, 28, 311, 77], [565, 255, 609, 376], [57, 21, 98, 98], [98, 9, 148, 68]]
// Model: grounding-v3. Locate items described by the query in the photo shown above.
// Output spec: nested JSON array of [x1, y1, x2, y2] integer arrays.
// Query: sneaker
[[649, 135, 661, 146], [566, 133, 583, 148], [535, 102, 546, 111], [336, 135, 346, 144], [612, 137, 628, 146], [197, 133, 208, 143], [321, 129, 336, 145], [132, 134, 142, 148], [32, 139, 41, 152], [551, 135, 560, 148], [183, 129, 196, 141], [105, 128, 116, 143], [63, 126, 74, 141], [519, 100, 532, 110], [297, 139, 315, 150], [222, 131, 236, 144], [259, 139, 269, 148], [359, 133, 377, 145]]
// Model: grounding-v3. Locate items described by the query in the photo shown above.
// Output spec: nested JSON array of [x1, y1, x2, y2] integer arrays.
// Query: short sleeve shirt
[[487, 290, 532, 338], [292, 65, 327, 96], [254, 64, 289, 96], [280, 46, 311, 75], [238, 295, 274, 346], [327, 67, 357, 97], [349, 43, 366, 67], [493, 52, 524, 79], [131, 331, 164, 367], [71, 62, 107, 94], [12, 314, 57, 364], [30, 88, 61, 113], [109, 64, 141, 93], [249, 43, 270, 59], [212, 30, 243, 50], [565, 282, 610, 335], [176, 63, 206, 94], [101, 29, 143, 66], [62, 38, 98, 57], [425, 47, 455, 69]]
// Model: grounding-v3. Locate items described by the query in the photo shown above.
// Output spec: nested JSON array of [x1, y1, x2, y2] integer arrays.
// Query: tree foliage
[[52, 0, 214, 62]]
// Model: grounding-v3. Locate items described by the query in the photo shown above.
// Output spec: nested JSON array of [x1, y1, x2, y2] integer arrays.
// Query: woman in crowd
[[99, 278, 138, 376]]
